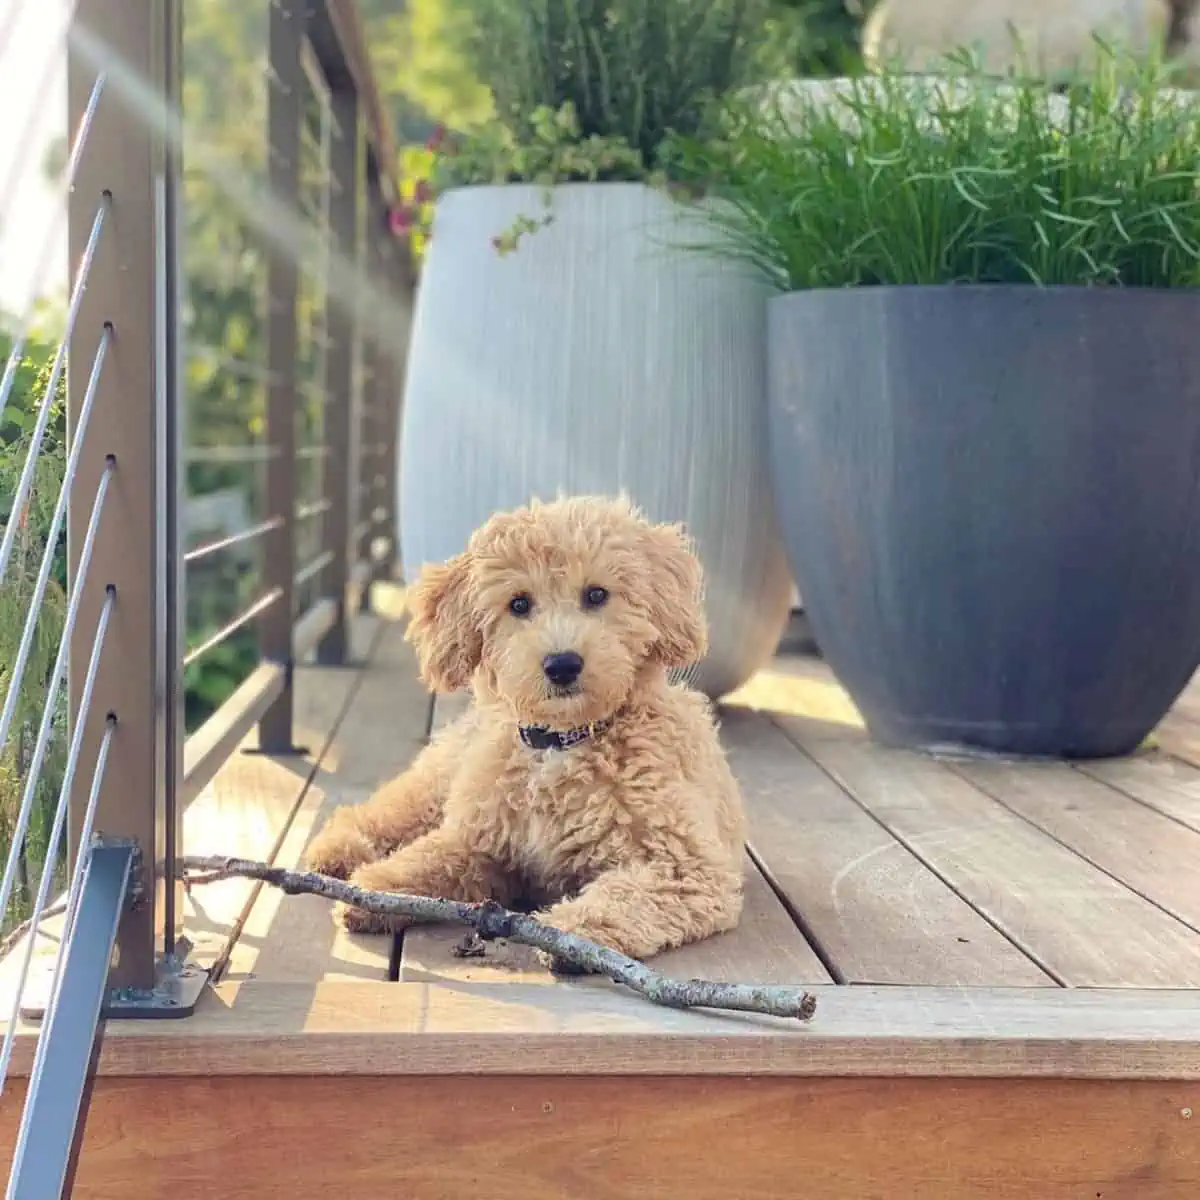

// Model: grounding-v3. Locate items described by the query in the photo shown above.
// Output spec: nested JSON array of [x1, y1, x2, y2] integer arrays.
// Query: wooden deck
[[3, 582, 1200, 1196]]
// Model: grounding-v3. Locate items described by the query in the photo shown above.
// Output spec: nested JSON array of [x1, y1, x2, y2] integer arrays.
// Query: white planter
[[862, 0, 1169, 79], [398, 182, 793, 698]]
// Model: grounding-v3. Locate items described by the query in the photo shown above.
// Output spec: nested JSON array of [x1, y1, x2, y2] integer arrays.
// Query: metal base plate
[[242, 744, 312, 759], [19, 957, 208, 1023]]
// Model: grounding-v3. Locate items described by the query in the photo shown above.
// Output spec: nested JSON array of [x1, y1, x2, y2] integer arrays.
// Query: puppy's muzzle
[[543, 651, 584, 690]]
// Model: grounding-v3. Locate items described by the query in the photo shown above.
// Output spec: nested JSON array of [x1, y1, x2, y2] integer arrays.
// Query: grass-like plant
[[388, 0, 787, 254], [664, 43, 1200, 291], [451, 0, 775, 180]]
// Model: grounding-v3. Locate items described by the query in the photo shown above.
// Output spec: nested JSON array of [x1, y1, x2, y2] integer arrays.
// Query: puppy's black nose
[[543, 651, 584, 688]]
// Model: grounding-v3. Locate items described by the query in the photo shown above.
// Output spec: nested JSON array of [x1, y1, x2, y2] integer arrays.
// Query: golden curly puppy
[[304, 495, 746, 964]]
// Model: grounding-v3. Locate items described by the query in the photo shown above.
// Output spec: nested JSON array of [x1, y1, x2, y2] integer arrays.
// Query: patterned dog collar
[[518, 718, 612, 752]]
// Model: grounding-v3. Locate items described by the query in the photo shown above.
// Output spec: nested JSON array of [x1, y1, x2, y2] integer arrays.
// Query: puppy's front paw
[[532, 913, 620, 976], [334, 898, 407, 936], [305, 812, 376, 880], [334, 863, 417, 937]]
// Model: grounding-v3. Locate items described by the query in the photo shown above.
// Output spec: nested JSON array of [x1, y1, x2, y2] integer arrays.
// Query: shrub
[[665, 44, 1200, 290]]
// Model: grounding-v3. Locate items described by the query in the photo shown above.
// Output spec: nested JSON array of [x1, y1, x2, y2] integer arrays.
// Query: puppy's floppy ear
[[639, 520, 708, 669], [404, 552, 482, 692]]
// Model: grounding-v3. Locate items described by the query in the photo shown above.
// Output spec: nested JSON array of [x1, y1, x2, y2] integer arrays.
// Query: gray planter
[[768, 284, 1200, 758], [399, 182, 793, 698]]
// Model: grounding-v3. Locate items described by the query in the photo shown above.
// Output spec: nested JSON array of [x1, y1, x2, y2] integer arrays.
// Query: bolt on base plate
[[19, 956, 207, 1023]]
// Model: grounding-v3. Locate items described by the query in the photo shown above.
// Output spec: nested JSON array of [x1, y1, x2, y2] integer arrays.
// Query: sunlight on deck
[[723, 652, 866, 729]]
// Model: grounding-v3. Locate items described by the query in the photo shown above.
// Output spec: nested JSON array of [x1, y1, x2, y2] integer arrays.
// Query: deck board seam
[[1074, 759, 1200, 838], [1149, 725, 1200, 774], [1159, 746, 1200, 774], [744, 841, 847, 985], [942, 759, 1200, 944], [767, 715, 1064, 988]]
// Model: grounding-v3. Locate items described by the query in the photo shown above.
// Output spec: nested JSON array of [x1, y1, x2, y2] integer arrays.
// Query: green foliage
[[182, 0, 270, 482], [357, 0, 871, 145], [183, 629, 258, 731], [367, 0, 871, 264], [666, 45, 1200, 291], [434, 101, 648, 190], [357, 0, 494, 137], [0, 334, 69, 932], [769, 0, 874, 77], [179, 0, 275, 729], [387, 0, 790, 256], [456, 0, 775, 173]]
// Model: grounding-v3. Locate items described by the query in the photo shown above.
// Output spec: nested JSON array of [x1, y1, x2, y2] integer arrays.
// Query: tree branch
[[180, 855, 817, 1023]]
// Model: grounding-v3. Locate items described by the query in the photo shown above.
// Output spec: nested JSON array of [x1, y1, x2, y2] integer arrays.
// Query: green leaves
[[432, 100, 650, 192], [668, 44, 1200, 291], [0, 338, 70, 922], [434, 0, 777, 188]]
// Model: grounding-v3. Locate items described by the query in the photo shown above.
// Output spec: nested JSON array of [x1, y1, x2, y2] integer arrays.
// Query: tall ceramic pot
[[768, 284, 1200, 758], [399, 182, 793, 698]]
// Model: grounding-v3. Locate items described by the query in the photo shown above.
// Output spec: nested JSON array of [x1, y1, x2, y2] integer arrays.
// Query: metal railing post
[[357, 187, 384, 612], [316, 83, 360, 665], [65, 0, 183, 995], [356, 212, 373, 611], [258, 0, 305, 751], [375, 230, 409, 587]]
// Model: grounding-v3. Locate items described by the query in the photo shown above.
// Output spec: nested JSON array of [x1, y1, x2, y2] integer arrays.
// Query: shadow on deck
[[3, 580, 1199, 1196]]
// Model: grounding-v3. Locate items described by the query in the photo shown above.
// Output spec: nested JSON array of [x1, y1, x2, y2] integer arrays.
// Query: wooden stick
[[179, 855, 817, 1023]]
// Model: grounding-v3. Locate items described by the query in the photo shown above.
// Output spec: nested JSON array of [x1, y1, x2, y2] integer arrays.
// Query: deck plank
[[10, 1075, 1198, 1199], [181, 602, 400, 975], [952, 758, 1200, 938], [722, 706, 1050, 988], [782, 717, 1200, 987], [1080, 750, 1200, 837], [151, 641, 1200, 1079], [6, 979, 1200, 1079], [401, 850, 831, 986], [230, 611, 434, 983]]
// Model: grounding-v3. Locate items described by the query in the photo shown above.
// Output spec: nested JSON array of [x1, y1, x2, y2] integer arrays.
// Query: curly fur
[[305, 494, 747, 963]]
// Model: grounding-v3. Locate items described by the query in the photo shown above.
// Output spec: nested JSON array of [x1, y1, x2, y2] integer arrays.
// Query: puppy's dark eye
[[508, 593, 533, 617], [582, 586, 609, 609]]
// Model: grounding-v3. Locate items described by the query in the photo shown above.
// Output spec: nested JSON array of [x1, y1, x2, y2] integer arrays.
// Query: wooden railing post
[[66, 0, 185, 994], [317, 82, 360, 664], [258, 0, 304, 751]]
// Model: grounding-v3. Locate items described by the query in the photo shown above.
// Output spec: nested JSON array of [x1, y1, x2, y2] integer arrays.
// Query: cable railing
[[0, 0, 411, 1192]]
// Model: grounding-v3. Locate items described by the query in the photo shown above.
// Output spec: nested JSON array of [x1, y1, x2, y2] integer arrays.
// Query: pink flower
[[414, 180, 432, 205], [389, 205, 414, 236]]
